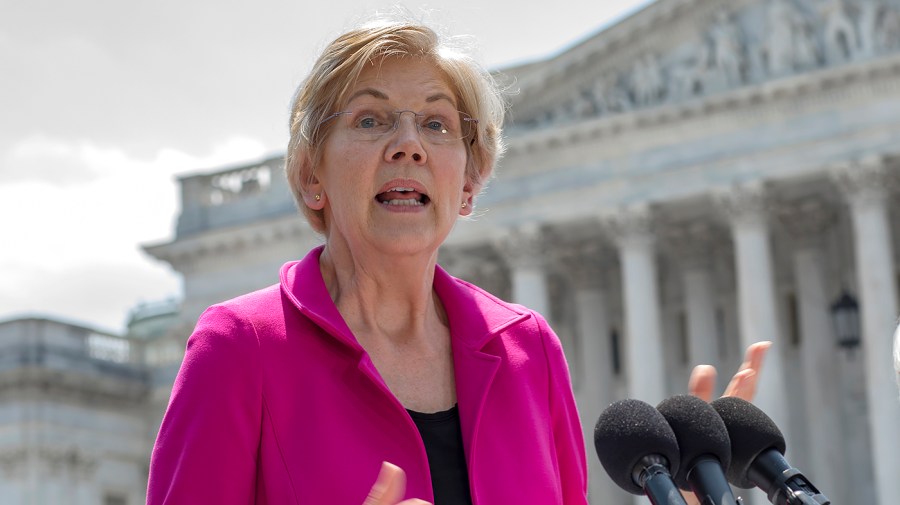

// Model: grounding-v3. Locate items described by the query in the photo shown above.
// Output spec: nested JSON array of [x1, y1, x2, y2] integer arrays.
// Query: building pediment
[[500, 0, 900, 133]]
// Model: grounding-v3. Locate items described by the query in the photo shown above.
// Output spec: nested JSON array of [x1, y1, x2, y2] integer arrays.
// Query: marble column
[[777, 197, 848, 504], [664, 222, 722, 371], [556, 240, 625, 505], [496, 223, 551, 317], [608, 205, 667, 406], [716, 182, 792, 443], [438, 246, 509, 300], [834, 159, 900, 505]]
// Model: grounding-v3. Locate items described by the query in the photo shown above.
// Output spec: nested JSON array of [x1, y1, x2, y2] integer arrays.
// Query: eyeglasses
[[317, 105, 478, 145]]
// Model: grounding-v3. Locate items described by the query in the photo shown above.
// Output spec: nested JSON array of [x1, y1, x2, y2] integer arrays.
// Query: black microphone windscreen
[[594, 399, 681, 495], [656, 394, 732, 490], [710, 396, 787, 488]]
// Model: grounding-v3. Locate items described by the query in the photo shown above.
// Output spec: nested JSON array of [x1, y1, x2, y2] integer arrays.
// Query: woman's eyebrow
[[346, 88, 389, 104], [426, 92, 456, 106], [346, 88, 456, 107]]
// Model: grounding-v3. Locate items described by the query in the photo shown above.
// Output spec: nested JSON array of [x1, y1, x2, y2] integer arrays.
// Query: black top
[[407, 405, 474, 505]]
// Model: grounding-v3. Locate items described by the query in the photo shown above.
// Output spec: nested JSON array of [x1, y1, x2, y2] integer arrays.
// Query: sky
[[0, 0, 654, 333]]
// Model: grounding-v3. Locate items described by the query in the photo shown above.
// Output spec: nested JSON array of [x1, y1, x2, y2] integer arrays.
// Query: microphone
[[710, 397, 830, 505], [594, 399, 688, 505], [656, 395, 739, 505]]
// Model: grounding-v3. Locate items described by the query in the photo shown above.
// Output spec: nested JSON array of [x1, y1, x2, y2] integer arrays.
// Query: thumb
[[364, 462, 406, 505]]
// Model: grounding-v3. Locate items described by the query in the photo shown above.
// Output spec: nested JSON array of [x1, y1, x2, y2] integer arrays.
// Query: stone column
[[777, 197, 848, 504], [608, 205, 667, 406], [496, 223, 551, 317], [664, 222, 722, 371], [556, 240, 625, 505], [716, 182, 792, 443], [439, 246, 509, 300], [834, 159, 900, 505]]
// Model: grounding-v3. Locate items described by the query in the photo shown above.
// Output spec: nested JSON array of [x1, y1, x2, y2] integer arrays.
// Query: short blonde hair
[[285, 17, 506, 232]]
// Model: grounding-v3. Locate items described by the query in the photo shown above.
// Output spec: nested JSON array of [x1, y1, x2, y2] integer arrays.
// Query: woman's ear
[[460, 181, 481, 216], [298, 157, 326, 210]]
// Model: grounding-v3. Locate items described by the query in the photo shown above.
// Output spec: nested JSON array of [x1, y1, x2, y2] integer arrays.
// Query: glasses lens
[[343, 106, 475, 143]]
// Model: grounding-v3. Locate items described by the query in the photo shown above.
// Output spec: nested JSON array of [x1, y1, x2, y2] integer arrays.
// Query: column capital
[[494, 223, 546, 270], [714, 180, 770, 228], [659, 221, 726, 270], [439, 246, 508, 297], [775, 196, 836, 249], [605, 204, 656, 249], [831, 156, 895, 210], [553, 239, 617, 290]]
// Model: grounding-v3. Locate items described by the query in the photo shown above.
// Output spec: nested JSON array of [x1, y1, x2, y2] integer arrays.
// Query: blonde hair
[[285, 16, 506, 232]]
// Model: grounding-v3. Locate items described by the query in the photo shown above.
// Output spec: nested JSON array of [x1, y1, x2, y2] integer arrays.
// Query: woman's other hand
[[363, 462, 432, 505], [688, 341, 771, 402]]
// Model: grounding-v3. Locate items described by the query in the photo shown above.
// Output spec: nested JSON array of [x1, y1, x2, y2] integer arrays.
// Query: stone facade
[[4, 0, 900, 503], [0, 317, 153, 505]]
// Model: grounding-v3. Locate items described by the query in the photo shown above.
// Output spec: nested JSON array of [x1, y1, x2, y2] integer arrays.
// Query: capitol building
[[3, 0, 900, 503]]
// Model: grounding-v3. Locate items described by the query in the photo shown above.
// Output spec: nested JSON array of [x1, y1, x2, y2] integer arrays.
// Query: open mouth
[[375, 187, 430, 206]]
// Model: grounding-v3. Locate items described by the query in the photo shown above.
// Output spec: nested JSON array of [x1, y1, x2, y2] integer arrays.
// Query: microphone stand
[[748, 452, 830, 505], [633, 455, 688, 505]]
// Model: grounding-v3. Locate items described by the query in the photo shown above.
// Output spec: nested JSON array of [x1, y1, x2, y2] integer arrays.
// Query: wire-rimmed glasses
[[317, 105, 478, 145]]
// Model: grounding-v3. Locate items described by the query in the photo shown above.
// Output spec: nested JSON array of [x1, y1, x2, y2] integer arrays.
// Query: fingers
[[364, 462, 431, 505], [723, 341, 770, 401], [688, 364, 717, 402]]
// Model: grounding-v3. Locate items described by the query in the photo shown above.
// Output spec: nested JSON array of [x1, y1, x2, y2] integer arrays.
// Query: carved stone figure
[[592, 73, 633, 114], [821, 0, 858, 64], [791, 10, 820, 70], [631, 53, 664, 107], [877, 3, 900, 52], [708, 10, 744, 89], [859, 1, 880, 57], [668, 42, 709, 101], [766, 0, 797, 76], [589, 78, 610, 117], [573, 90, 595, 119]]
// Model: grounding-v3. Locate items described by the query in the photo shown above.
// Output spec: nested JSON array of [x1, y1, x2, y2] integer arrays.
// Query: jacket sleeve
[[147, 305, 263, 504], [535, 311, 589, 504]]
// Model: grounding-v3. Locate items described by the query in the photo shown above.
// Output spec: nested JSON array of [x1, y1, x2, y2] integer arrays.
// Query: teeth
[[383, 199, 424, 206], [388, 187, 416, 192]]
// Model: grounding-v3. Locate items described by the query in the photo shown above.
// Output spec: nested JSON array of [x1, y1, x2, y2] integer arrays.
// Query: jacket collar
[[279, 245, 530, 352]]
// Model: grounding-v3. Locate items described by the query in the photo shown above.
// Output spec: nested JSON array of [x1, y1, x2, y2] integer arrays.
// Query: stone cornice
[[506, 52, 900, 157], [144, 213, 317, 267]]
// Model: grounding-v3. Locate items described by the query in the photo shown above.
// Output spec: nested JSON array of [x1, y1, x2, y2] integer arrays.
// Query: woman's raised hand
[[688, 341, 771, 402], [363, 462, 432, 505], [681, 341, 771, 505]]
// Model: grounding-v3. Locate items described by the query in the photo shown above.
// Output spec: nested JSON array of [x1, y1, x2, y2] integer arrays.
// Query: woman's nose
[[386, 113, 427, 163]]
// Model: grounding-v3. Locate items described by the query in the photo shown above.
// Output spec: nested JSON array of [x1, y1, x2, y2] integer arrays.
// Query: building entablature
[[505, 51, 900, 159]]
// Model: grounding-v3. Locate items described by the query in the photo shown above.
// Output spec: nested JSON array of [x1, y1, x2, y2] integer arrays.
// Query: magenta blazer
[[147, 246, 588, 504]]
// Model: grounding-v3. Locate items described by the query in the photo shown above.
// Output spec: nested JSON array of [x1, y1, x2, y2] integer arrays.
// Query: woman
[[147, 17, 768, 505]]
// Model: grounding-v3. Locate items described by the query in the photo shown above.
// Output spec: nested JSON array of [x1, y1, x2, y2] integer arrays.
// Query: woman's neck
[[318, 241, 448, 346]]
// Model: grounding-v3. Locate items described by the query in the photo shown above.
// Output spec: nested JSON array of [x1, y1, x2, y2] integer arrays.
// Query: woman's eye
[[357, 117, 378, 129], [423, 119, 447, 133]]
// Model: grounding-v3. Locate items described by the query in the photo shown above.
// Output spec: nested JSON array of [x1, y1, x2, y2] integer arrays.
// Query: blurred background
[[3, 0, 900, 504]]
